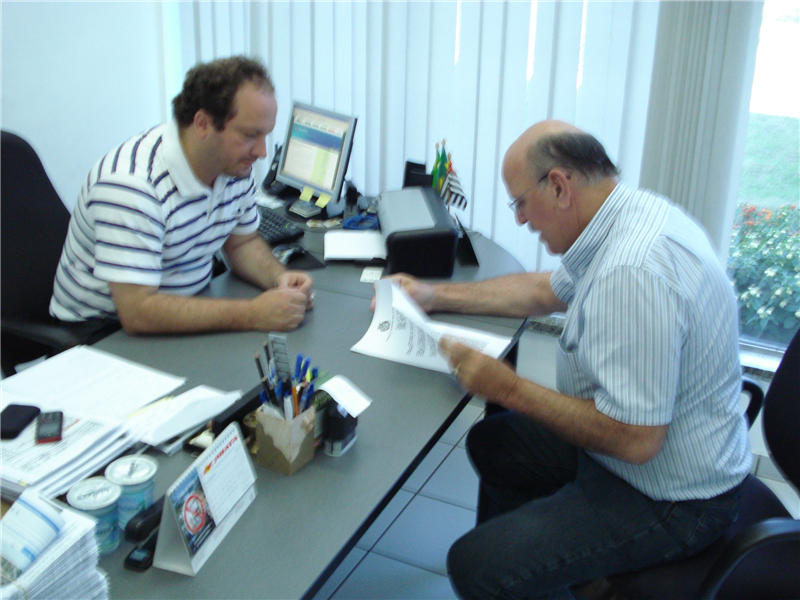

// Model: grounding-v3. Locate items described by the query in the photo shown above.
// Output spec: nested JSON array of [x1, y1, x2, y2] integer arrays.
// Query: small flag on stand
[[431, 142, 441, 190], [431, 139, 467, 210]]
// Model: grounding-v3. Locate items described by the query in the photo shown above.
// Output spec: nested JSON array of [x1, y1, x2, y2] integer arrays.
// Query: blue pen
[[293, 354, 303, 383], [302, 383, 315, 411]]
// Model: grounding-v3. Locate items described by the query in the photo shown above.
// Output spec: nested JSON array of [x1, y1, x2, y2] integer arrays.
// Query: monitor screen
[[275, 102, 357, 204]]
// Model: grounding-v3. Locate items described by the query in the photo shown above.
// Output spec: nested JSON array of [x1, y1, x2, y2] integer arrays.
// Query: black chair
[[1, 131, 119, 377], [607, 327, 800, 600]]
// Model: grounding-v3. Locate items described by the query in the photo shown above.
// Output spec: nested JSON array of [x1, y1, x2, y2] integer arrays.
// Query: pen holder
[[254, 405, 316, 476]]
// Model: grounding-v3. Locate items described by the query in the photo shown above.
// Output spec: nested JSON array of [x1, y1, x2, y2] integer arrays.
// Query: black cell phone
[[124, 529, 159, 572], [35, 411, 63, 444], [1, 404, 41, 440]]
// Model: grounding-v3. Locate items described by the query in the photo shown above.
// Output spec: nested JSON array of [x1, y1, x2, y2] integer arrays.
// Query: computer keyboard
[[257, 205, 305, 246]]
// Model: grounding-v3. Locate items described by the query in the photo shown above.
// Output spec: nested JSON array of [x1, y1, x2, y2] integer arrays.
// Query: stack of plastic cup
[[66, 477, 121, 555]]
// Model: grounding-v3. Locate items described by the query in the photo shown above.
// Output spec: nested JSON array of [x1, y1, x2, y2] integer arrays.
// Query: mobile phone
[[1, 404, 41, 440], [35, 411, 63, 444], [124, 529, 159, 572]]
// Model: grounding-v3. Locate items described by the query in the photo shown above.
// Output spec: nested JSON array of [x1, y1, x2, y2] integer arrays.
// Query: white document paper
[[2, 415, 121, 484], [324, 230, 387, 261], [0, 346, 185, 420], [320, 376, 372, 417], [351, 280, 512, 373], [126, 386, 241, 447]]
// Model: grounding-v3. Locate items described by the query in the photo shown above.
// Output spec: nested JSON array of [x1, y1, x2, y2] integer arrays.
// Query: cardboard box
[[253, 405, 316, 476]]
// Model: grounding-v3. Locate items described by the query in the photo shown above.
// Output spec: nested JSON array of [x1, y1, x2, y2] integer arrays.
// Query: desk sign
[[153, 423, 256, 576]]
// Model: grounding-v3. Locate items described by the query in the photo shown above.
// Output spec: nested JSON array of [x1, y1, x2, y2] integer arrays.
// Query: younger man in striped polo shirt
[[377, 120, 750, 599], [50, 56, 313, 335]]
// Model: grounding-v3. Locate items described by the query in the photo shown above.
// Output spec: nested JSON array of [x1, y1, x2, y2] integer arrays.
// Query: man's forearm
[[113, 291, 260, 335], [431, 272, 567, 317], [222, 233, 285, 290], [500, 377, 668, 465]]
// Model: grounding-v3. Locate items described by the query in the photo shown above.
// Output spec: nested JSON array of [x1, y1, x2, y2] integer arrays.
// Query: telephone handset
[[262, 144, 283, 192]]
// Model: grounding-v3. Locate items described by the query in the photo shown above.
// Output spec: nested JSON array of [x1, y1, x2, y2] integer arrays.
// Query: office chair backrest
[[762, 326, 800, 489], [0, 131, 71, 324]]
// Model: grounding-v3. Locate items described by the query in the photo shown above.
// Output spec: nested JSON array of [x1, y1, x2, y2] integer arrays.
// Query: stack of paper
[[0, 346, 189, 500], [0, 407, 134, 499], [1, 346, 245, 500], [1, 501, 109, 600]]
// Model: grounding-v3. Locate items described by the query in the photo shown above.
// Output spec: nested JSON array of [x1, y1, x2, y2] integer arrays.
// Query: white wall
[[1, 1, 166, 210]]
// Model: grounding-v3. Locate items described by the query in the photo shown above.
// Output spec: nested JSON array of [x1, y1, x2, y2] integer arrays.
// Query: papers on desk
[[324, 230, 387, 261], [1, 492, 109, 600], [0, 346, 240, 500], [351, 280, 512, 373], [0, 345, 185, 420], [0, 409, 133, 499], [126, 385, 242, 447]]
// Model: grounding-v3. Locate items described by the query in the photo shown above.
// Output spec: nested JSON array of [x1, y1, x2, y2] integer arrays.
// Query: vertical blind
[[158, 0, 758, 271], [640, 1, 762, 263]]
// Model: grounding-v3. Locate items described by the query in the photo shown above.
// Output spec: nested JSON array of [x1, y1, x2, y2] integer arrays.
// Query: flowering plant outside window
[[728, 203, 800, 345]]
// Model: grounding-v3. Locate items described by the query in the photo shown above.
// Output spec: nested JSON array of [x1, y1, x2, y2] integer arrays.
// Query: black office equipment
[[263, 144, 282, 189], [403, 160, 433, 188], [210, 389, 262, 437], [124, 495, 164, 543], [608, 326, 800, 600], [0, 131, 120, 376], [1, 404, 41, 440], [257, 205, 304, 246], [376, 186, 458, 278], [124, 529, 159, 572]]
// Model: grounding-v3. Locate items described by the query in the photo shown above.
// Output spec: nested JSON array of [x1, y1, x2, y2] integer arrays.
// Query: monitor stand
[[263, 181, 301, 200]]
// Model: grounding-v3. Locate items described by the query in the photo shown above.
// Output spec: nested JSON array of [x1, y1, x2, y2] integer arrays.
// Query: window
[[727, 1, 800, 349]]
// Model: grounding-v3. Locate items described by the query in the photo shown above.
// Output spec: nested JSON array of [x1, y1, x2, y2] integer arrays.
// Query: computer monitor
[[275, 102, 357, 208]]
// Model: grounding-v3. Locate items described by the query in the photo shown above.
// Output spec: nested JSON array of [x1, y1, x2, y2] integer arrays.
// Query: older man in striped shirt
[[50, 56, 313, 335], [379, 120, 750, 599]]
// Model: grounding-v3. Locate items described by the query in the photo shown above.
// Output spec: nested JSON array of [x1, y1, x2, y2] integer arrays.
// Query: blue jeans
[[447, 412, 743, 600]]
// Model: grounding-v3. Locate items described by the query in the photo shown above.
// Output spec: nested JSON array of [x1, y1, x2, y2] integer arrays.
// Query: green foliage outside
[[727, 113, 800, 346], [728, 203, 799, 345]]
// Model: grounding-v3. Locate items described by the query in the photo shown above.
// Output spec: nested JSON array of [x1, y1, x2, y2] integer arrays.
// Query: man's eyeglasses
[[507, 171, 550, 214]]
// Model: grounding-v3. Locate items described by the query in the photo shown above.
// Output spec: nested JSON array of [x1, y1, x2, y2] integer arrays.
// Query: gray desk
[[96, 233, 525, 599]]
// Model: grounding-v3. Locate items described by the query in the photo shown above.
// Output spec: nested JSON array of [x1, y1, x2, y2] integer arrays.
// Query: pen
[[301, 383, 314, 412], [292, 384, 300, 418], [283, 383, 294, 420], [263, 342, 273, 379], [293, 354, 303, 383], [300, 356, 311, 382]]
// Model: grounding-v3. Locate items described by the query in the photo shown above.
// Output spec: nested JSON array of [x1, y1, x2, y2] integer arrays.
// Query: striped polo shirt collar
[[560, 182, 627, 281], [162, 119, 212, 198]]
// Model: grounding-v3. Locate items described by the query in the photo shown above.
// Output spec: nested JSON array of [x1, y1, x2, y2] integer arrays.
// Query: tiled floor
[[313, 330, 799, 600]]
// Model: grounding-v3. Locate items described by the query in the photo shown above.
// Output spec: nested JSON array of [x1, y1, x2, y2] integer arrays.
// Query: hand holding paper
[[439, 336, 520, 403], [352, 280, 511, 374]]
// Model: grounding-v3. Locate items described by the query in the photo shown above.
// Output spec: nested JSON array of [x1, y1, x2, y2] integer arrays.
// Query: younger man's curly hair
[[172, 56, 274, 130]]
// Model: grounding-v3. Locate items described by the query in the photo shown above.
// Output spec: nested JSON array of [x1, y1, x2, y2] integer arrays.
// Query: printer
[[375, 186, 458, 278]]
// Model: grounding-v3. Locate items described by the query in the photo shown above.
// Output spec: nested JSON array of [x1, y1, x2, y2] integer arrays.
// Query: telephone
[[262, 144, 286, 195]]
